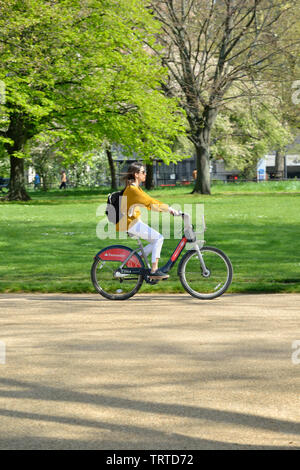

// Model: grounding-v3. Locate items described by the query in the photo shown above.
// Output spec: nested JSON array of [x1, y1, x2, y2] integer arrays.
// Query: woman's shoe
[[149, 269, 169, 280]]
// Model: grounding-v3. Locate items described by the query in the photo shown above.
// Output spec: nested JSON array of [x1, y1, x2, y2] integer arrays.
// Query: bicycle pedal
[[146, 278, 159, 285]]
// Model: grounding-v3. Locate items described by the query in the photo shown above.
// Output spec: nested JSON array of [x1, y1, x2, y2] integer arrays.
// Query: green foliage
[[0, 148, 9, 177], [28, 134, 112, 188], [0, 0, 186, 164], [211, 87, 292, 171]]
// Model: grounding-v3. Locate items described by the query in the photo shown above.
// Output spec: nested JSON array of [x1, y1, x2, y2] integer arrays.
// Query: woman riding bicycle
[[116, 162, 178, 280]]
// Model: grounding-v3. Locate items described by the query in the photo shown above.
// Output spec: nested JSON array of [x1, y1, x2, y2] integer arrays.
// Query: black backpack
[[105, 189, 125, 224]]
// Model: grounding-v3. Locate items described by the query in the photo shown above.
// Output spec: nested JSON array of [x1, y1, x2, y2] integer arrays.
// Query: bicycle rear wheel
[[91, 246, 144, 300], [178, 246, 233, 299]]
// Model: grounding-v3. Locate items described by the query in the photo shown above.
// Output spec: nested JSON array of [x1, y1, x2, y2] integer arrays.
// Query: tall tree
[[145, 162, 155, 189], [149, 0, 299, 193], [210, 82, 292, 175], [105, 143, 117, 190], [268, 3, 300, 178], [0, 0, 186, 200]]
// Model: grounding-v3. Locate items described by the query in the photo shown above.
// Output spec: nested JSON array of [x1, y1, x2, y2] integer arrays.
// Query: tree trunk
[[192, 143, 211, 194], [106, 144, 117, 190], [242, 163, 257, 181], [75, 169, 80, 188], [145, 163, 154, 190], [191, 106, 217, 195], [5, 113, 30, 201], [41, 173, 48, 191], [8, 155, 30, 201], [274, 149, 285, 180]]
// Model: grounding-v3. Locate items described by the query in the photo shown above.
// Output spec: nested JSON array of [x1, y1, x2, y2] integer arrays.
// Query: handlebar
[[174, 210, 187, 219], [172, 210, 206, 237]]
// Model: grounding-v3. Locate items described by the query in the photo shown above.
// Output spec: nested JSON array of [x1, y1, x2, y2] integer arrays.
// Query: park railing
[[22, 176, 298, 191]]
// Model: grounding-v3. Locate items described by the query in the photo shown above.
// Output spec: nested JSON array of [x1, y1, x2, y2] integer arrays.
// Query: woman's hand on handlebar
[[168, 207, 181, 216]]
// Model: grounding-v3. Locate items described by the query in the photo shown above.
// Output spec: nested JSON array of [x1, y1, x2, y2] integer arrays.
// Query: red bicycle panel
[[171, 238, 187, 262], [98, 247, 142, 267]]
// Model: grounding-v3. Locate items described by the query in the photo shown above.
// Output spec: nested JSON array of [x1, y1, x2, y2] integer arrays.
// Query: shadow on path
[[0, 377, 299, 446]]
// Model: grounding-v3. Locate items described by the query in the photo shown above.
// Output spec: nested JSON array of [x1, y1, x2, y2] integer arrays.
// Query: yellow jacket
[[116, 184, 169, 232]]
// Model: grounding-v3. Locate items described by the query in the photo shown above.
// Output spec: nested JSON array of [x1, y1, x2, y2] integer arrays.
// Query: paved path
[[0, 293, 299, 450]]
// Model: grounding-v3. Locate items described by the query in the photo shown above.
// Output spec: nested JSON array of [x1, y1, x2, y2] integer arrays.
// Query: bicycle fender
[[94, 245, 144, 268]]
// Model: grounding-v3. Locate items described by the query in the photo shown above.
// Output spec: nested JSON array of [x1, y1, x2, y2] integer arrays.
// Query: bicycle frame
[[114, 212, 209, 281], [116, 235, 188, 278]]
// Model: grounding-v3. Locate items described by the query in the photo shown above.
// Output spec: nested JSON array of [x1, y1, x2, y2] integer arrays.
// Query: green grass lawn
[[0, 182, 300, 294]]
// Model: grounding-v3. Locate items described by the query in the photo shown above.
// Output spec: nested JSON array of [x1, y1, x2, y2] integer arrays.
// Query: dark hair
[[122, 162, 144, 187]]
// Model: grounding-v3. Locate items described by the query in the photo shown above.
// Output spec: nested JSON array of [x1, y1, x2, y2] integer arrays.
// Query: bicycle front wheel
[[178, 246, 233, 299]]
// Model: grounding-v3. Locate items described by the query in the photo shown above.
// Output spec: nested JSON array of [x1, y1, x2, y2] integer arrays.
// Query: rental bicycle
[[91, 212, 233, 300]]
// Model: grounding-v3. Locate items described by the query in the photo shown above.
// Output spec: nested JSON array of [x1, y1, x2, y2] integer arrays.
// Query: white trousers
[[127, 220, 164, 263]]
